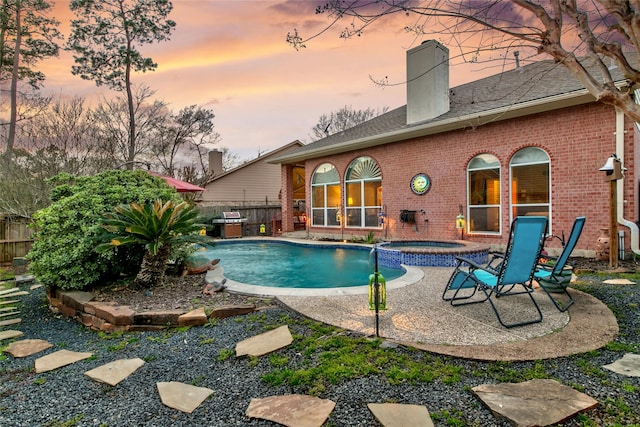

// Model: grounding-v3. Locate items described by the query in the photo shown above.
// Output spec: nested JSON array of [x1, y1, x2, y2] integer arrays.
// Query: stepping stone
[[368, 403, 434, 427], [472, 379, 598, 426], [15, 275, 35, 285], [236, 325, 293, 357], [30, 284, 43, 290], [0, 318, 21, 327], [178, 307, 208, 326], [603, 278, 635, 285], [603, 353, 640, 377], [0, 330, 23, 342], [0, 309, 19, 317], [0, 287, 19, 296], [35, 349, 93, 373], [0, 299, 19, 306], [156, 381, 213, 414], [0, 291, 28, 298], [4, 339, 53, 358], [85, 358, 145, 386], [246, 394, 336, 427]]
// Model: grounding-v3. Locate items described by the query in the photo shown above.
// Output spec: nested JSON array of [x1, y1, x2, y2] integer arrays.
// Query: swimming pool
[[199, 240, 404, 291]]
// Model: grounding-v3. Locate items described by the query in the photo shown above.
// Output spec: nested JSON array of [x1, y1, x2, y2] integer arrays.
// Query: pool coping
[[224, 264, 425, 297], [208, 237, 425, 296]]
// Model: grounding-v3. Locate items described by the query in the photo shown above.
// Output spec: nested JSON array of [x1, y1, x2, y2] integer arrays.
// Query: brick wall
[[293, 102, 635, 255]]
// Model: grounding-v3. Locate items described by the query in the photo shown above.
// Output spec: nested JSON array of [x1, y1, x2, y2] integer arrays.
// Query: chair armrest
[[454, 256, 487, 271]]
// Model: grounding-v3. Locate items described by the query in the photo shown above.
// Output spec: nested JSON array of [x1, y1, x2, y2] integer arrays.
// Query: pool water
[[199, 241, 403, 289]]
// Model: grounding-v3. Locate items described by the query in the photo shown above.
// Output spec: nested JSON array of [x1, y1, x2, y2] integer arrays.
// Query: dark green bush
[[27, 170, 181, 290]]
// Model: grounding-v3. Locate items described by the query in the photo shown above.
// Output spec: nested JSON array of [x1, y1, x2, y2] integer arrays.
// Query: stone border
[[46, 288, 262, 333]]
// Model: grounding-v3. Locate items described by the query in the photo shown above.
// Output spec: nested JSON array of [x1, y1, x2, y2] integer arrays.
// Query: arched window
[[510, 147, 550, 222], [345, 156, 382, 228], [467, 154, 501, 234], [311, 163, 341, 227]]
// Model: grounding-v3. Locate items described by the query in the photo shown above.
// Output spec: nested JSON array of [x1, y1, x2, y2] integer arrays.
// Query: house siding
[[287, 102, 635, 256], [201, 143, 302, 206]]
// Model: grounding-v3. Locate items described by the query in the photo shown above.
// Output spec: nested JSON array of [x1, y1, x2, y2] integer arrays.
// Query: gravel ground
[[1, 274, 639, 427]]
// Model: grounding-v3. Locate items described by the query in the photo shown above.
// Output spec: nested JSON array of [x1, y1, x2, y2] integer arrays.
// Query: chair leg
[[443, 269, 481, 302], [538, 281, 574, 312], [483, 285, 544, 328]]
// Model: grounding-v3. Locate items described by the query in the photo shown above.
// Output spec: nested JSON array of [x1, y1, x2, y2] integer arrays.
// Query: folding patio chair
[[442, 216, 548, 328], [534, 216, 585, 312]]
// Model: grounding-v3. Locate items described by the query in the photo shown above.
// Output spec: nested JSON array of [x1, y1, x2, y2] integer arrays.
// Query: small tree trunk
[[133, 244, 170, 289], [6, 0, 22, 155]]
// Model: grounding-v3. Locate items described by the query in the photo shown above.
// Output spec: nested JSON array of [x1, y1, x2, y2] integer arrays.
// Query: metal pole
[[374, 245, 380, 337], [609, 180, 619, 268]]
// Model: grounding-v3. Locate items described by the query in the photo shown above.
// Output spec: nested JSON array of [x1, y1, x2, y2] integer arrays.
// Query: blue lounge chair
[[534, 216, 585, 312], [442, 216, 548, 328]]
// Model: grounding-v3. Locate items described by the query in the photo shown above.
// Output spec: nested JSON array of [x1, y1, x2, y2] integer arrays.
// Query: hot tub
[[376, 240, 489, 268]]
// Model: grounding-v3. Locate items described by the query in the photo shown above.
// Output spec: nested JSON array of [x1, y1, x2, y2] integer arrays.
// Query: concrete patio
[[274, 266, 619, 361]]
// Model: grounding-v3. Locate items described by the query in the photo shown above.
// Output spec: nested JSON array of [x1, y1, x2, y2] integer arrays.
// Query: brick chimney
[[406, 40, 450, 124], [208, 150, 223, 177]]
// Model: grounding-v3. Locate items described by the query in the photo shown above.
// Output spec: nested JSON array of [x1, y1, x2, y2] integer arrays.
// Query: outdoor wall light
[[456, 205, 465, 240], [456, 213, 465, 239]]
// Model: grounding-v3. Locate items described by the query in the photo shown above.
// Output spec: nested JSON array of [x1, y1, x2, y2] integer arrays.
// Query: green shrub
[[97, 200, 204, 289], [27, 170, 181, 291]]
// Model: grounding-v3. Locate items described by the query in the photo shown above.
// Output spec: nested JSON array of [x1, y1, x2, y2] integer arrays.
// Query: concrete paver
[[4, 338, 53, 358], [472, 379, 598, 427], [235, 324, 293, 357], [156, 381, 213, 414], [603, 353, 640, 377], [0, 330, 23, 341], [85, 358, 146, 386], [246, 394, 336, 427], [34, 349, 93, 373], [368, 403, 434, 427]]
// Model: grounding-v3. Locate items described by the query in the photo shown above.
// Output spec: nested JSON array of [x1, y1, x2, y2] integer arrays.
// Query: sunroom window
[[311, 163, 341, 227], [345, 156, 382, 228], [510, 147, 550, 223], [467, 154, 500, 233]]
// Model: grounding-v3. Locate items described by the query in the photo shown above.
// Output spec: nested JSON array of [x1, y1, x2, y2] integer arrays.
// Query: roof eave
[[271, 89, 595, 164]]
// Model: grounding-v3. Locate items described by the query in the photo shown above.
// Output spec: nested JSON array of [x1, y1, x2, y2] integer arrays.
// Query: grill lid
[[222, 212, 241, 219]]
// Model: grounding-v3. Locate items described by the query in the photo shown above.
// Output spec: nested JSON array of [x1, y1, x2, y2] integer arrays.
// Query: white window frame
[[509, 147, 552, 232], [467, 154, 501, 235]]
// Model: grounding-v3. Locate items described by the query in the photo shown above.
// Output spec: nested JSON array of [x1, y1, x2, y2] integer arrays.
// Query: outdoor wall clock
[[410, 173, 431, 195]]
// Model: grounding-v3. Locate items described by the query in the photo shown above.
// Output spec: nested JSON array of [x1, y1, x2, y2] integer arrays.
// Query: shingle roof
[[272, 56, 628, 164]]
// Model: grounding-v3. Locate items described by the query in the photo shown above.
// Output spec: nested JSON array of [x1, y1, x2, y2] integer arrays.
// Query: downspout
[[615, 108, 640, 256]]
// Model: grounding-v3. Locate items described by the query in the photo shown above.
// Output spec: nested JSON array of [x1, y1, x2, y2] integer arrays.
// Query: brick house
[[271, 41, 639, 257]]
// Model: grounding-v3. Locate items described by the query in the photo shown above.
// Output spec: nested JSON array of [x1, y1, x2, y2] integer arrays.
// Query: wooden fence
[[0, 216, 33, 264], [198, 205, 283, 237], [0, 206, 287, 264]]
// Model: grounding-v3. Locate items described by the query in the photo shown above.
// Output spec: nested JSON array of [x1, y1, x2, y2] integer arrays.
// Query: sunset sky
[[41, 1, 505, 162]]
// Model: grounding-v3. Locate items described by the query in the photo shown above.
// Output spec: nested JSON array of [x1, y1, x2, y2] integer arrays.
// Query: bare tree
[[90, 85, 167, 167], [311, 105, 389, 140], [0, 0, 61, 154], [17, 96, 111, 175], [151, 105, 220, 178], [290, 1, 640, 122]]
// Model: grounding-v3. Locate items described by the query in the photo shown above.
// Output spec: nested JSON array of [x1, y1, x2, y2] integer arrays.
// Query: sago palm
[[97, 199, 203, 289]]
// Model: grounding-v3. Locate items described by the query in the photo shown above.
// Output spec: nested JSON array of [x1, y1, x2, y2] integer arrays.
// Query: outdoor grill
[[212, 211, 247, 238]]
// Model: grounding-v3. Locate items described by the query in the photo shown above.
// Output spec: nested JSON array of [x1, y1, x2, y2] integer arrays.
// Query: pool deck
[[222, 236, 619, 361], [275, 266, 618, 361]]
